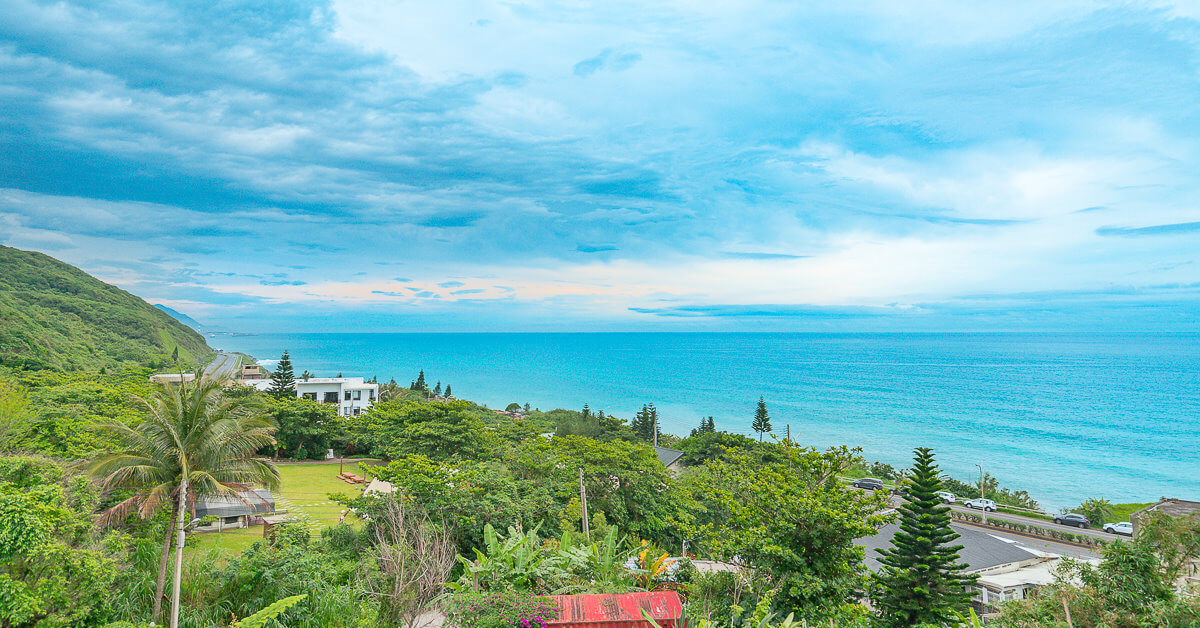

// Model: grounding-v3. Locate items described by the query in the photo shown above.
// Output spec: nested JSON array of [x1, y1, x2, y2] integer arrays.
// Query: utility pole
[[652, 411, 658, 448], [169, 476, 188, 628], [976, 463, 987, 524], [579, 468, 589, 540]]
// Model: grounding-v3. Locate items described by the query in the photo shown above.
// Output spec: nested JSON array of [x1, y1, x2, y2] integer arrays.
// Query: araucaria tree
[[872, 447, 976, 627], [752, 396, 771, 441], [88, 377, 280, 624], [412, 370, 428, 392], [631, 404, 659, 443], [266, 350, 296, 399]]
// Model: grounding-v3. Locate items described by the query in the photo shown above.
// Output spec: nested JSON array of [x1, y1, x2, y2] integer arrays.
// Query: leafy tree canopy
[[351, 399, 498, 461], [689, 443, 889, 624]]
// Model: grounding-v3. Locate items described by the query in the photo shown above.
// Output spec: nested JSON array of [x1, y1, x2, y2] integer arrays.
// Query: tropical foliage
[[88, 376, 280, 622]]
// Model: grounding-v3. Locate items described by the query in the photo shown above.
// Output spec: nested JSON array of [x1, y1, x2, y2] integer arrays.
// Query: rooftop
[[193, 488, 274, 519], [858, 522, 1040, 573], [245, 377, 377, 390], [654, 446, 685, 468], [1134, 498, 1200, 519]]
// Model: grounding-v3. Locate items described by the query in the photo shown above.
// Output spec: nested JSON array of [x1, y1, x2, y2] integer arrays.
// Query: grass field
[[187, 459, 383, 557]]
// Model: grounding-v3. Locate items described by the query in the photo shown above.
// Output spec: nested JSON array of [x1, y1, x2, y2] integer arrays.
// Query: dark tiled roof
[[858, 522, 1038, 573], [654, 446, 685, 468]]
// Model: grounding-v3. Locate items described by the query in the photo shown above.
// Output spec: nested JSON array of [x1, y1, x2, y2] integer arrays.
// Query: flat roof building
[[248, 376, 379, 417]]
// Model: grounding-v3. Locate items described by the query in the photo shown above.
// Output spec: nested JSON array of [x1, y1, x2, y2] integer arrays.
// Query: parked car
[[963, 498, 996, 511], [936, 491, 956, 504], [1103, 521, 1133, 536], [851, 478, 885, 491], [1054, 513, 1091, 528]]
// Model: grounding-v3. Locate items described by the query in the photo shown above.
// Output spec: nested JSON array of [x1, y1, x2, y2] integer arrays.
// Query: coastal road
[[203, 351, 239, 381], [870, 488, 1124, 541], [945, 503, 1118, 541]]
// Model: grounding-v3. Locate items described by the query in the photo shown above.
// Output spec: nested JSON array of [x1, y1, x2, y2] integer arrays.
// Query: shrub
[[442, 591, 560, 628]]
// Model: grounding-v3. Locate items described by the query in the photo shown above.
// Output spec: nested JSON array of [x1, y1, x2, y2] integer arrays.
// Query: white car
[[1103, 521, 1134, 536], [963, 498, 996, 512], [936, 491, 956, 504]]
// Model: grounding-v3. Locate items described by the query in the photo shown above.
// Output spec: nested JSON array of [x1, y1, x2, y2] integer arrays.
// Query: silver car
[[1103, 521, 1134, 536]]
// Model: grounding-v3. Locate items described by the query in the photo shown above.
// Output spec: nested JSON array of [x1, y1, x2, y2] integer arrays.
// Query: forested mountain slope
[[0, 245, 211, 370]]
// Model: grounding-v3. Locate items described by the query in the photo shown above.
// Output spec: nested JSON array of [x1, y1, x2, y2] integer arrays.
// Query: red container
[[543, 591, 685, 628]]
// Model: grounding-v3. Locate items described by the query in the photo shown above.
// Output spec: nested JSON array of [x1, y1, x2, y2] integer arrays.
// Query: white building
[[248, 377, 379, 417]]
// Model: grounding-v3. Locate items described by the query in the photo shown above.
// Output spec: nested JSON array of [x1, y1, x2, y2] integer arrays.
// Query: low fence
[[950, 510, 1110, 549]]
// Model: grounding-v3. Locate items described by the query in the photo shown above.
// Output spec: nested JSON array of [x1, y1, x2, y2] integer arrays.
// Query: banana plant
[[450, 523, 572, 593], [554, 526, 642, 592]]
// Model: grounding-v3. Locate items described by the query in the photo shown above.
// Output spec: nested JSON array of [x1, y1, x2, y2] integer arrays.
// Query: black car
[[1054, 513, 1091, 529], [852, 478, 885, 491]]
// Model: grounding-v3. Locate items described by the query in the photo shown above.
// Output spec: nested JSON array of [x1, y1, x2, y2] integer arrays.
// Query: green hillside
[[0, 245, 212, 371]]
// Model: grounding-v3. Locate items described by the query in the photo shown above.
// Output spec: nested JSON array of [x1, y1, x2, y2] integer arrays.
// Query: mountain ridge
[[0, 245, 213, 371]]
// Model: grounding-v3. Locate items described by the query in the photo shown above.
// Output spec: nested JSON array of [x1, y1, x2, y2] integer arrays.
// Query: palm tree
[[89, 376, 279, 626]]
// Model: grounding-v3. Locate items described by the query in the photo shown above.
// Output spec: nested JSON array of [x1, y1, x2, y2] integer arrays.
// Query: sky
[[2, 0, 1200, 332]]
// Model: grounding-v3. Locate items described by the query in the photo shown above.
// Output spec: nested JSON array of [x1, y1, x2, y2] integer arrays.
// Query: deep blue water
[[211, 332, 1200, 509]]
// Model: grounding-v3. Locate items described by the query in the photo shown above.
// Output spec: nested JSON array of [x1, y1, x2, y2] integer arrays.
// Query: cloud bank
[[1, 1, 1199, 331]]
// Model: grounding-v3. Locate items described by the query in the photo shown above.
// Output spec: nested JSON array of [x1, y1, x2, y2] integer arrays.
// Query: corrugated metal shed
[[193, 488, 274, 519], [544, 592, 684, 628]]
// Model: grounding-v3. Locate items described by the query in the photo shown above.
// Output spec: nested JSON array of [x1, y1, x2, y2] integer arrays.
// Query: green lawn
[[273, 459, 381, 525], [1111, 502, 1153, 522], [188, 526, 263, 555], [186, 459, 383, 559]]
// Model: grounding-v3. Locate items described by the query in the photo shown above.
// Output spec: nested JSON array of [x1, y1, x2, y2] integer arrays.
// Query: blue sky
[[2, 1, 1199, 332]]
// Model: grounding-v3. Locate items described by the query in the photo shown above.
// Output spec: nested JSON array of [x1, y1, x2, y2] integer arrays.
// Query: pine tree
[[523, 403, 531, 412], [267, 351, 297, 400], [648, 403, 660, 443], [873, 447, 977, 627], [632, 404, 654, 442], [300, 370, 312, 381], [707, 416, 716, 432], [414, 370, 428, 391], [433, 382, 442, 396], [444, 384, 452, 398], [752, 397, 771, 441], [581, 403, 592, 421]]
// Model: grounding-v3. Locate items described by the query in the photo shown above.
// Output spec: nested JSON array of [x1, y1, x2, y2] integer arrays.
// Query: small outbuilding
[[192, 488, 275, 532], [1131, 498, 1200, 596]]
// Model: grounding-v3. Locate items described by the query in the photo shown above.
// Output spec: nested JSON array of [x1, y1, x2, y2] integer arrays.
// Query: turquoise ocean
[[211, 332, 1200, 510]]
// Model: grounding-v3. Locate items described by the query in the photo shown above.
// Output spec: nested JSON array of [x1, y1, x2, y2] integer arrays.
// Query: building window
[[224, 516, 240, 524], [302, 393, 317, 401], [353, 408, 361, 416], [353, 390, 361, 400], [368, 391, 375, 401], [344, 391, 351, 400], [324, 392, 338, 403]]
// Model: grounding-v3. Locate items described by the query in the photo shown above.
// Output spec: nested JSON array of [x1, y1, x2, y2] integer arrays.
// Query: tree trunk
[[170, 477, 189, 628], [152, 498, 180, 621]]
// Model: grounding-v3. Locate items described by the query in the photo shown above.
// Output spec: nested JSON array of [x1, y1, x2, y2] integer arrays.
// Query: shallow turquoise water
[[212, 332, 1200, 509]]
